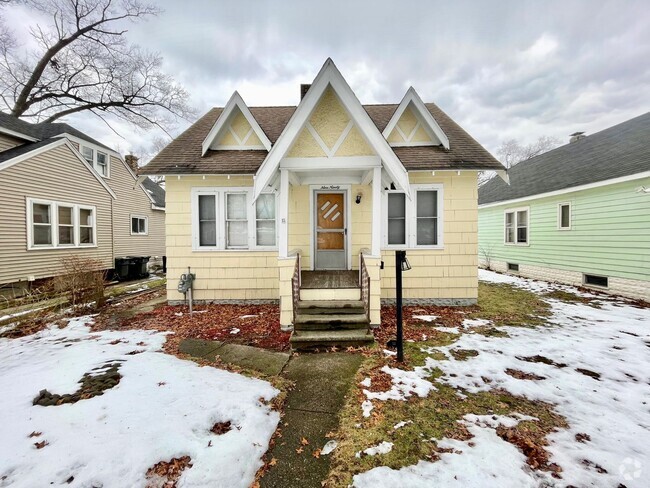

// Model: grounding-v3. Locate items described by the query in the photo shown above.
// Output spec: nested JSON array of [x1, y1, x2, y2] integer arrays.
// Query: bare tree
[[131, 135, 169, 184], [0, 0, 194, 135], [479, 135, 561, 186], [496, 135, 561, 169]]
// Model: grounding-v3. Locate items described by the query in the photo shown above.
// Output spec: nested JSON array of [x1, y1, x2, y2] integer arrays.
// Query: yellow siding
[[0, 144, 113, 285], [387, 128, 405, 144], [334, 126, 373, 157], [310, 87, 349, 149], [230, 111, 251, 141], [165, 175, 279, 302], [380, 171, 479, 301], [287, 185, 311, 267], [214, 107, 264, 148], [106, 156, 166, 259], [397, 106, 418, 135], [411, 125, 433, 143], [0, 134, 23, 152]]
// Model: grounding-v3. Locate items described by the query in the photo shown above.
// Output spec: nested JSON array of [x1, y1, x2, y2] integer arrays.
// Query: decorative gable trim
[[383, 87, 450, 149], [201, 91, 272, 155], [254, 58, 410, 200]]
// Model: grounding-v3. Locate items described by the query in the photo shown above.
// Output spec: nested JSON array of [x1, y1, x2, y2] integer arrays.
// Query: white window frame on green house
[[190, 187, 278, 251], [557, 202, 572, 230], [80, 144, 110, 178], [504, 206, 529, 246], [130, 214, 149, 235], [26, 198, 97, 250], [382, 183, 444, 249]]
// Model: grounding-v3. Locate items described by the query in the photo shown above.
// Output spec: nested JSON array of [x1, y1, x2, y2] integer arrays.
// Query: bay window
[[383, 184, 443, 248], [27, 198, 96, 249], [192, 188, 277, 250], [505, 208, 529, 245]]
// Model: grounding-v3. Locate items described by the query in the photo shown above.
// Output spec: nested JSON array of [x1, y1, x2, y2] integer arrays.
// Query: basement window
[[507, 263, 519, 272], [584, 274, 608, 288]]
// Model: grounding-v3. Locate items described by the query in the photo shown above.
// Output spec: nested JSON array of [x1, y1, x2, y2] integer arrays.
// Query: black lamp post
[[395, 250, 411, 362]]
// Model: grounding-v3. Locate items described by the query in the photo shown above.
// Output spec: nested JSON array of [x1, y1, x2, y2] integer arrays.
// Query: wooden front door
[[315, 192, 346, 270]]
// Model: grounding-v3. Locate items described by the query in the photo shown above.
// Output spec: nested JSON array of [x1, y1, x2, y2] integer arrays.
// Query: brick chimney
[[300, 84, 311, 100], [125, 154, 139, 173]]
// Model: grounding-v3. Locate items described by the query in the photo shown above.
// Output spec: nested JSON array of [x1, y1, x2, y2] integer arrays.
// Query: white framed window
[[382, 184, 443, 249], [191, 187, 277, 251], [255, 193, 277, 247], [80, 144, 110, 178], [27, 198, 97, 250], [130, 215, 148, 235], [505, 207, 529, 245], [558, 203, 571, 230]]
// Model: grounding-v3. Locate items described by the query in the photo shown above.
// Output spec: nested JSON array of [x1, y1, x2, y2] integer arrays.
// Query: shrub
[[50, 256, 107, 310]]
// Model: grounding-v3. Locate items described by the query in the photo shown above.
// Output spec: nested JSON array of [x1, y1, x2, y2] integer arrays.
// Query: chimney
[[569, 132, 586, 143], [125, 154, 139, 173], [300, 84, 311, 100]]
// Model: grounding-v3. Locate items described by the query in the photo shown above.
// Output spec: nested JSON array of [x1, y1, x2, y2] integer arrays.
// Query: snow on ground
[[0, 317, 280, 488], [354, 271, 650, 487]]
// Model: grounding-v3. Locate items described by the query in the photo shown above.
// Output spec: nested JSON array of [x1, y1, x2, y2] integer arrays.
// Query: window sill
[[504, 242, 530, 247], [130, 233, 149, 236], [191, 247, 279, 253], [27, 244, 98, 251], [381, 246, 445, 251]]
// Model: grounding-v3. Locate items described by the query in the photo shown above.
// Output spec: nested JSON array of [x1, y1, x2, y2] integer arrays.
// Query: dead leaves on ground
[[145, 456, 192, 488]]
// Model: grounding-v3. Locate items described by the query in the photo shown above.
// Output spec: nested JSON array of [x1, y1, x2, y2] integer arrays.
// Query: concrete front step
[[297, 299, 364, 313], [295, 313, 368, 325], [299, 288, 360, 301], [290, 329, 374, 350]]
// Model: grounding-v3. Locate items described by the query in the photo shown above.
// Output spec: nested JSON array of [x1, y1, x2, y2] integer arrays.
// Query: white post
[[279, 169, 290, 258], [371, 165, 382, 257]]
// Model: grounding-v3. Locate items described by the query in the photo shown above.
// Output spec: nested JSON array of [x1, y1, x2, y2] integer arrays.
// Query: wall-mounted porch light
[[356, 193, 363, 204]]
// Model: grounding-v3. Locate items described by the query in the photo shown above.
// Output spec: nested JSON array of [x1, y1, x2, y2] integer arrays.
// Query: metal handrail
[[360, 252, 371, 322], [291, 252, 301, 322]]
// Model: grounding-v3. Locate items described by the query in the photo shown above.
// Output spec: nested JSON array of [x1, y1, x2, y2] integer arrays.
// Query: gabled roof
[[201, 91, 272, 154], [0, 137, 116, 199], [478, 111, 650, 206], [254, 59, 411, 199], [141, 178, 166, 208], [0, 112, 114, 151], [382, 87, 450, 149]]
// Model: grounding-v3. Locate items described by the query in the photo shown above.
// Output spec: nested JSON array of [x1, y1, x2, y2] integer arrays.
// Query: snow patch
[[360, 377, 371, 388], [355, 441, 393, 458], [361, 400, 373, 418], [412, 315, 438, 322]]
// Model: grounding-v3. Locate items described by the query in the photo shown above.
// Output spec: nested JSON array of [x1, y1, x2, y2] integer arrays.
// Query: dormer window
[[80, 145, 109, 178]]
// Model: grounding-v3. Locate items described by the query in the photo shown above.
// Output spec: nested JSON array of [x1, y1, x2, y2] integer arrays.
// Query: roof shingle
[[478, 111, 650, 205], [141, 101, 503, 175]]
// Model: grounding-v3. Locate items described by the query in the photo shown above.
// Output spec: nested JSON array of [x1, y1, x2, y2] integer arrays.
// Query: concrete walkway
[[178, 338, 362, 488]]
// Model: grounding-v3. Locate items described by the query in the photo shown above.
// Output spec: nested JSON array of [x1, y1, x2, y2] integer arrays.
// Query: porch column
[[279, 169, 289, 258], [371, 166, 382, 256]]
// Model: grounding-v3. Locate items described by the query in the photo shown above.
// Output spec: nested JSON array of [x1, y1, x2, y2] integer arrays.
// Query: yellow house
[[141, 59, 505, 348]]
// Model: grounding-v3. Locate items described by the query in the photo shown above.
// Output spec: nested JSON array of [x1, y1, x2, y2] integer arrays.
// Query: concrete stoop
[[290, 298, 374, 350]]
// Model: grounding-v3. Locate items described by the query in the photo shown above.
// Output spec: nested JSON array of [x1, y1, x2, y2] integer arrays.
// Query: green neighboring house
[[478, 112, 650, 302]]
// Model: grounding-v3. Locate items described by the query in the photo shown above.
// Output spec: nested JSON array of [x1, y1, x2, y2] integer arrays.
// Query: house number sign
[[319, 185, 341, 190]]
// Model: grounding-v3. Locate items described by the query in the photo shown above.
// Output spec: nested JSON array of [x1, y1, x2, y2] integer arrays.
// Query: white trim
[[190, 186, 278, 252], [151, 204, 166, 211], [309, 185, 352, 270], [253, 58, 411, 200], [380, 183, 444, 250], [0, 126, 38, 142], [201, 91, 272, 155], [479, 171, 650, 208], [26, 197, 97, 250], [130, 214, 149, 235], [281, 156, 380, 171], [382, 87, 450, 149], [53, 133, 120, 159], [79, 143, 111, 178], [504, 206, 530, 246], [279, 170, 289, 257], [557, 202, 572, 230], [371, 166, 382, 256]]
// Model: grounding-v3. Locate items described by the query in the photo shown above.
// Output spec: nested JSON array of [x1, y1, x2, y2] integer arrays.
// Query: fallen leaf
[[28, 431, 42, 438], [268, 458, 278, 466], [34, 440, 48, 449], [300, 437, 309, 446], [312, 449, 321, 459], [295, 447, 304, 454]]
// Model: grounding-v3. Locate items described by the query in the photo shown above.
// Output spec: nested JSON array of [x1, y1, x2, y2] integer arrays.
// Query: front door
[[314, 191, 346, 270]]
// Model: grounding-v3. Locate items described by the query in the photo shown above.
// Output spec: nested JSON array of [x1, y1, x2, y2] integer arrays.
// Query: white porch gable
[[201, 91, 272, 155], [253, 58, 410, 200], [383, 87, 450, 149]]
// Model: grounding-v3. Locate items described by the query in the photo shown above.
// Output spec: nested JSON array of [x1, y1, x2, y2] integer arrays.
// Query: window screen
[[416, 190, 438, 246], [198, 195, 217, 246], [387, 193, 406, 245], [226, 193, 248, 248]]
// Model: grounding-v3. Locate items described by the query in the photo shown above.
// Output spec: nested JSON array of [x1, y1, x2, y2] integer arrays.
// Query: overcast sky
[[6, 0, 650, 159]]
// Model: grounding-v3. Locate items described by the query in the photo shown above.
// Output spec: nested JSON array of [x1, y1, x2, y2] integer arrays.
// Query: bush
[[51, 256, 107, 310]]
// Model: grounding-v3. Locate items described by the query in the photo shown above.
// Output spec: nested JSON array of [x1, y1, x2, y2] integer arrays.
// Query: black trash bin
[[114, 258, 133, 281], [126, 256, 151, 279]]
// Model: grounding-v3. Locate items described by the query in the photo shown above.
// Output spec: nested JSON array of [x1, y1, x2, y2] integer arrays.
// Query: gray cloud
[[8, 0, 649, 157]]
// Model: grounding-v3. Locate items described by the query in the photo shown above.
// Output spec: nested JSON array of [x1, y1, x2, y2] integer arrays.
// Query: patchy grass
[[543, 289, 602, 308], [325, 355, 566, 487], [325, 280, 565, 487], [469, 282, 551, 327]]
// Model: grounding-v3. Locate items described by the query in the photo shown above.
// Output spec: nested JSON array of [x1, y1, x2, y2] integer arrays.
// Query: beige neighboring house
[[0, 112, 166, 295], [141, 59, 505, 348]]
